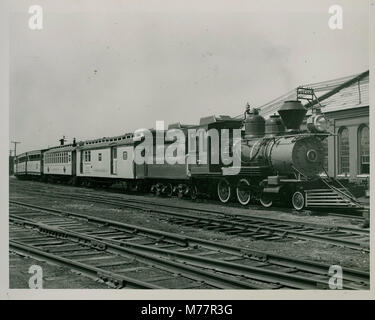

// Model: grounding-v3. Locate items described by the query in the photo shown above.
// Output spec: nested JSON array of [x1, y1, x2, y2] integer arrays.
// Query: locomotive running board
[[222, 166, 270, 176], [305, 177, 362, 209]]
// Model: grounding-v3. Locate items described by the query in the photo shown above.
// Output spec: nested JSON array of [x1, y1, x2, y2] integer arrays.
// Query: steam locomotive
[[13, 100, 362, 211]]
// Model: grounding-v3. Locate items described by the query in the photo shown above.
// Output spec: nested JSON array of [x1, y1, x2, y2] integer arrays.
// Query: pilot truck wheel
[[292, 191, 305, 211]]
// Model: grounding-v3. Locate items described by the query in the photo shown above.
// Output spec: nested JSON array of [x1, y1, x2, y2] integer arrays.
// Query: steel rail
[[10, 201, 369, 288], [9, 240, 162, 289], [11, 180, 365, 220], [10, 218, 259, 289], [9, 216, 363, 290], [10, 189, 369, 251], [11, 184, 366, 230]]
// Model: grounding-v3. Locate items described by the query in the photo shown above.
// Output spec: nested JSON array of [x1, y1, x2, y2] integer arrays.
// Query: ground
[[9, 178, 370, 289]]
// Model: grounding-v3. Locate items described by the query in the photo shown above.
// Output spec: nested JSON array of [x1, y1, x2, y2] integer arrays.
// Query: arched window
[[338, 127, 349, 174], [358, 125, 369, 174]]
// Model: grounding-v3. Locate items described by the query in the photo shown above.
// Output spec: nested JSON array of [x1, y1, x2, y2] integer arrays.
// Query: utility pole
[[11, 141, 20, 174]]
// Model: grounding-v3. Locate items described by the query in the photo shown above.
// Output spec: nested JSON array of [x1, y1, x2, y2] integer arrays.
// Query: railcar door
[[80, 150, 83, 174], [71, 151, 76, 175], [111, 147, 117, 175]]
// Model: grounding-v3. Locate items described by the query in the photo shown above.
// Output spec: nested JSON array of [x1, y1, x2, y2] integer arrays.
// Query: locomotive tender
[[13, 100, 362, 211]]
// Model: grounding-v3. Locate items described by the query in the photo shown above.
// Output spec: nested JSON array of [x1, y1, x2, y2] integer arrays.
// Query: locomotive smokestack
[[277, 100, 307, 131]]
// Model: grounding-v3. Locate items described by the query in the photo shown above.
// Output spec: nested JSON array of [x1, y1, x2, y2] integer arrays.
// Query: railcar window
[[123, 151, 127, 160], [84, 150, 91, 162], [338, 127, 349, 174], [358, 125, 369, 174]]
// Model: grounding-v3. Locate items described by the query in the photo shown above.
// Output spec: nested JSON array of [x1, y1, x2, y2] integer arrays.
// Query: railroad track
[[9, 200, 369, 289], [10, 179, 366, 219], [11, 185, 370, 252]]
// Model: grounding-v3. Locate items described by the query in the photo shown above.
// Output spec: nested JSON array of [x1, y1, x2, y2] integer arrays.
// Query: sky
[[9, 0, 370, 154]]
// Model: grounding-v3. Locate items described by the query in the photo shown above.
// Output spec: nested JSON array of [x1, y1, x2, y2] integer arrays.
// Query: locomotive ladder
[[305, 176, 362, 209]]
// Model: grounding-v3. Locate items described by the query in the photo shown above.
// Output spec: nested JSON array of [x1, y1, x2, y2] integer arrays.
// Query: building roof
[[44, 145, 77, 153], [15, 149, 43, 158], [258, 70, 369, 118]]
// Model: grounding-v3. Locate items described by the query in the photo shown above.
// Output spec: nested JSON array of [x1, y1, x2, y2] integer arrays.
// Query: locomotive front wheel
[[217, 179, 231, 203], [292, 191, 305, 211], [236, 179, 251, 205], [260, 194, 273, 208]]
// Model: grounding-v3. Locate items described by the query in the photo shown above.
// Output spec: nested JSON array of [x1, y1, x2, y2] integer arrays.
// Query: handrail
[[319, 170, 360, 206]]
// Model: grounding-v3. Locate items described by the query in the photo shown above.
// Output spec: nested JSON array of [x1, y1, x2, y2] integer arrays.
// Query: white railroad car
[[76, 134, 135, 184], [43, 145, 77, 181], [14, 153, 27, 176], [26, 150, 43, 175]]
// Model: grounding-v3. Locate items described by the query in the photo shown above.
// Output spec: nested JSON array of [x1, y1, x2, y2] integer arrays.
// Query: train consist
[[13, 100, 362, 211]]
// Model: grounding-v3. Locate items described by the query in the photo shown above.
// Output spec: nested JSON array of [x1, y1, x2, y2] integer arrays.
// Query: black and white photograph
[[2, 0, 374, 300]]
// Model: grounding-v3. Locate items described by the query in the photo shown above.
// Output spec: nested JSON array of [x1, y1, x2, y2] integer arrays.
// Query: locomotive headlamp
[[314, 115, 328, 132], [307, 108, 328, 133]]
